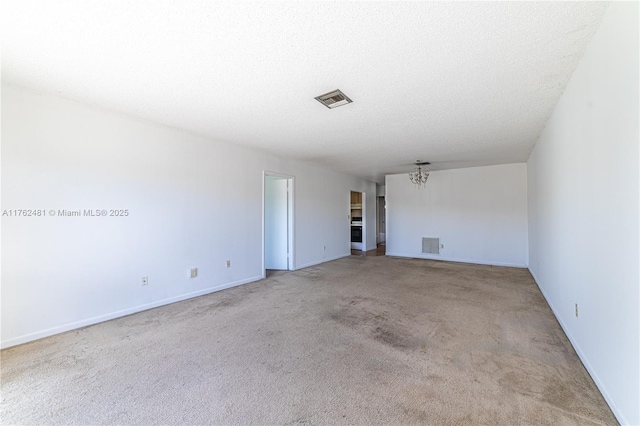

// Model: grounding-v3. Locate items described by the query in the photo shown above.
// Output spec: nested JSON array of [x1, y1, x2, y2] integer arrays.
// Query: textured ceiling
[[2, 1, 609, 183]]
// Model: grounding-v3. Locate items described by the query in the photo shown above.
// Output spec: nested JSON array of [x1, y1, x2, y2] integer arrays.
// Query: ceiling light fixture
[[409, 161, 430, 187], [315, 89, 352, 109]]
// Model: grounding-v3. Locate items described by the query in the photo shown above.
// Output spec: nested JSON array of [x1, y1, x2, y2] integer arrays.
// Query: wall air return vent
[[422, 238, 440, 255], [315, 89, 353, 109]]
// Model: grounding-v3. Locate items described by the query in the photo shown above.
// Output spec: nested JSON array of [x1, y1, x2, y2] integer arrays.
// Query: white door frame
[[263, 171, 295, 278]]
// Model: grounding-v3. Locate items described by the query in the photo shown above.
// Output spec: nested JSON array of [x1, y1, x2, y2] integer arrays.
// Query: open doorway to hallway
[[351, 191, 386, 256], [263, 173, 294, 277], [350, 190, 365, 251], [377, 195, 386, 246]]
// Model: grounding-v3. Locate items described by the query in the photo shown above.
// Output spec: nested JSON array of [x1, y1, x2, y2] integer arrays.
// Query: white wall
[[527, 3, 639, 424], [386, 164, 528, 267], [1, 84, 376, 348]]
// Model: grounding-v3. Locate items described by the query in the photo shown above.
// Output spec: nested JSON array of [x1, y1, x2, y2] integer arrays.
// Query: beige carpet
[[1, 256, 617, 425]]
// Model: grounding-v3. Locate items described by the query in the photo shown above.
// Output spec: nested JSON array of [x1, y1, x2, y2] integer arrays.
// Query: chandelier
[[409, 161, 430, 187]]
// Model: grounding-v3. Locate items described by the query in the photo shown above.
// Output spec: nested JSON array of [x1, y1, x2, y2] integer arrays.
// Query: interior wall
[[527, 3, 639, 424], [385, 163, 528, 267], [1, 84, 376, 348], [365, 189, 375, 251]]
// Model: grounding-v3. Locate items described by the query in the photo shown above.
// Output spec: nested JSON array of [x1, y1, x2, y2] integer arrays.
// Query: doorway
[[263, 173, 294, 276], [349, 190, 365, 251], [377, 196, 386, 244]]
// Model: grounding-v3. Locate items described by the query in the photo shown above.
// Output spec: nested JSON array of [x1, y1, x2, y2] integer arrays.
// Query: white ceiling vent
[[315, 89, 352, 109]]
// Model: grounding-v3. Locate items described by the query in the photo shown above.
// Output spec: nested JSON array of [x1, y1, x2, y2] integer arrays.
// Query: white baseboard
[[0, 275, 263, 349], [2, 253, 353, 348], [528, 269, 626, 425], [295, 253, 351, 270], [385, 252, 528, 268]]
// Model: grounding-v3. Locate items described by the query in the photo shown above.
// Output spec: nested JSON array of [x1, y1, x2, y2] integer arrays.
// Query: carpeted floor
[[1, 256, 617, 425]]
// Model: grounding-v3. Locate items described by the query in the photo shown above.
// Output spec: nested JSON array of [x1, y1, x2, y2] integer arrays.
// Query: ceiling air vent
[[315, 89, 353, 109]]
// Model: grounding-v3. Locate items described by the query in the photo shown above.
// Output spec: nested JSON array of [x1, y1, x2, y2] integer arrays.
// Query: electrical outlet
[[575, 303, 579, 318], [226, 260, 231, 268], [441, 244, 444, 249], [323, 245, 326, 251], [141, 276, 148, 286], [188, 267, 197, 278]]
